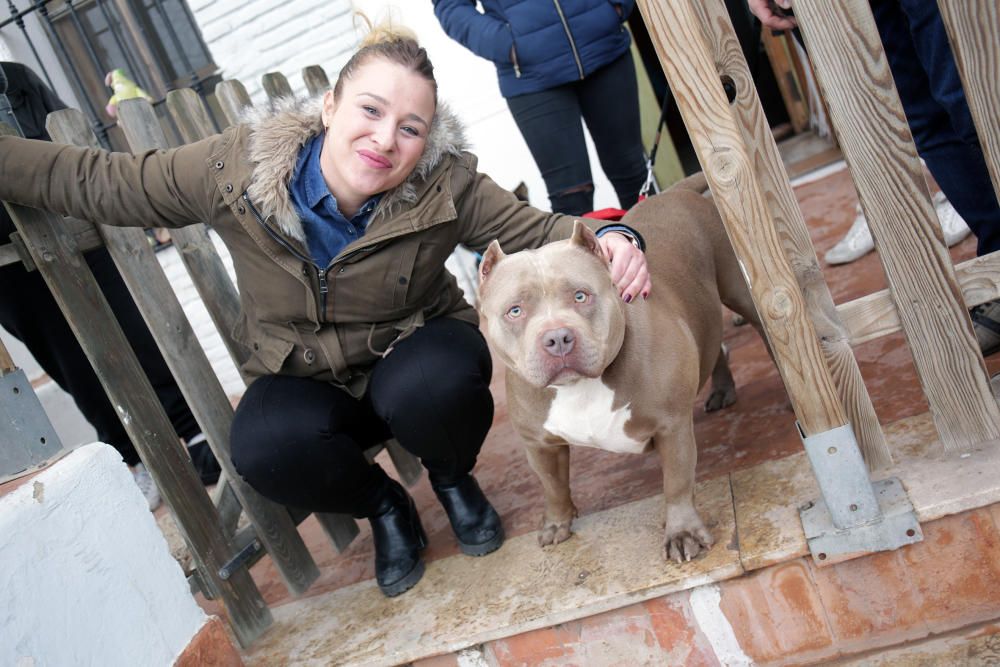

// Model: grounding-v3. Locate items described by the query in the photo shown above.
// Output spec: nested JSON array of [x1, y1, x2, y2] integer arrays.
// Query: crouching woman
[[0, 25, 650, 596]]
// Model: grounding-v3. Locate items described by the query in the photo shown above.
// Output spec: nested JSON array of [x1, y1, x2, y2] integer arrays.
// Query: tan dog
[[477, 175, 763, 562]]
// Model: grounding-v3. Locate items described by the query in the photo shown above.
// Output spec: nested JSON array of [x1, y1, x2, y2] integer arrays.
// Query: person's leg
[[367, 317, 503, 555], [0, 253, 143, 465], [230, 374, 392, 515], [576, 52, 648, 210], [506, 86, 595, 215], [872, 0, 1000, 257], [231, 373, 426, 596]]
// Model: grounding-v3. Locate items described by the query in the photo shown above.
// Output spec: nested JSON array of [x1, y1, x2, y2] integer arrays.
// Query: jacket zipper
[[243, 192, 331, 323], [553, 0, 585, 79], [507, 23, 521, 78]]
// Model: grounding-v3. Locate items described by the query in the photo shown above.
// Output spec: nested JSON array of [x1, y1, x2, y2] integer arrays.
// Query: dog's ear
[[479, 239, 506, 285], [569, 220, 606, 261]]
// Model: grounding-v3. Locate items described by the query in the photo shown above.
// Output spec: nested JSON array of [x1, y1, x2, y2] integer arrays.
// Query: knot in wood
[[707, 149, 742, 186], [764, 286, 796, 321]]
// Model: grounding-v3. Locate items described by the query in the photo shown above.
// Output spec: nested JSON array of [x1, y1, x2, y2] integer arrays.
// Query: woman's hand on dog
[[599, 232, 652, 303]]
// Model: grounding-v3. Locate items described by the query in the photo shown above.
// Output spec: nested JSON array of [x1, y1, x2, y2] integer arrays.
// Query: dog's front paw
[[704, 386, 737, 412], [663, 526, 714, 563], [538, 518, 574, 547]]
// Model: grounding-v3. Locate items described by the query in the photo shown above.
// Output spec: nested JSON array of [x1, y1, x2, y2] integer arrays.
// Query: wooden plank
[[840, 250, 1000, 346], [689, 0, 890, 467], [0, 336, 14, 374], [386, 439, 423, 487], [262, 72, 294, 101], [638, 0, 846, 437], [120, 97, 249, 373], [1, 123, 270, 647], [0, 242, 21, 268], [794, 0, 1000, 451], [215, 80, 253, 127], [761, 31, 810, 134], [936, 0, 1000, 204], [315, 512, 361, 553], [302, 65, 331, 97], [94, 101, 319, 596]]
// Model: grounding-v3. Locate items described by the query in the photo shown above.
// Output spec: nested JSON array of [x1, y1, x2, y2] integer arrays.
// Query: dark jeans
[[871, 0, 1000, 256], [506, 51, 647, 216], [0, 243, 201, 466], [230, 317, 494, 517]]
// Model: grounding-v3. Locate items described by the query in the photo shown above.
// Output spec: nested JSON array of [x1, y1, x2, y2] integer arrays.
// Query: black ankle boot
[[432, 475, 505, 556], [365, 479, 427, 597]]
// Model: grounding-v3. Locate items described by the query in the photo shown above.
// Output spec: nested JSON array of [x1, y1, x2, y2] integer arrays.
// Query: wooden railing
[[2, 0, 999, 647]]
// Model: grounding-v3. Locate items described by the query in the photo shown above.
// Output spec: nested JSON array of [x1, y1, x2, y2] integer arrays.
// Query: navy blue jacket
[[433, 0, 634, 98]]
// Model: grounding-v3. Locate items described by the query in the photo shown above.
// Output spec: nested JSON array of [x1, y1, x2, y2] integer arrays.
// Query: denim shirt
[[289, 133, 381, 268]]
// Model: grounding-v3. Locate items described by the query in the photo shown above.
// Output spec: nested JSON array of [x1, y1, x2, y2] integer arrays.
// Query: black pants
[[230, 317, 494, 517], [506, 51, 648, 216], [0, 244, 201, 466]]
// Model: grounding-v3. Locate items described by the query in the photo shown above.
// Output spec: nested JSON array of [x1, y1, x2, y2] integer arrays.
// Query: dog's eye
[[574, 291, 588, 303], [506, 305, 523, 318]]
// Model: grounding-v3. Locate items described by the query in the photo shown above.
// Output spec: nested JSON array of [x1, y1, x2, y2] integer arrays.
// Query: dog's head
[[477, 221, 627, 387]]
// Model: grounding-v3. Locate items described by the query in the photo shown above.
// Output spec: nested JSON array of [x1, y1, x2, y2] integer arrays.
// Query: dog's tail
[[666, 172, 709, 195]]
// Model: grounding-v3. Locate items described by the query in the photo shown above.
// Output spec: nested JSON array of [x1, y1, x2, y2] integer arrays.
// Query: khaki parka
[[0, 98, 578, 396]]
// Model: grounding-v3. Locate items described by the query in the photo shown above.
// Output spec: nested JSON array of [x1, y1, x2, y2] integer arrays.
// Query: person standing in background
[[433, 0, 648, 216], [0, 61, 219, 509]]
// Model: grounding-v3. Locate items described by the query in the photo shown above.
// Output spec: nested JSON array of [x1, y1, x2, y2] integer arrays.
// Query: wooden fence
[[2, 0, 999, 647]]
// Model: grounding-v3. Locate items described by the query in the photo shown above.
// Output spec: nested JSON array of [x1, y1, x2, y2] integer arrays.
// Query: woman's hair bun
[[355, 12, 419, 48]]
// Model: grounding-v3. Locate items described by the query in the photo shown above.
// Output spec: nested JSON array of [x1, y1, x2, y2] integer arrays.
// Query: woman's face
[[320, 58, 436, 217]]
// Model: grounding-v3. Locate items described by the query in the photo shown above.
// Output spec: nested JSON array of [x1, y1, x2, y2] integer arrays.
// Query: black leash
[[639, 89, 673, 199]]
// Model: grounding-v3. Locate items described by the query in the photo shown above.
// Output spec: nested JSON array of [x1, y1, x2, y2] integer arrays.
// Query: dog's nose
[[541, 327, 575, 357]]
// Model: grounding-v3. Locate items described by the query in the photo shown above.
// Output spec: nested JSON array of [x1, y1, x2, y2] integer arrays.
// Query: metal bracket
[[218, 537, 263, 580], [0, 369, 65, 483], [797, 422, 922, 565]]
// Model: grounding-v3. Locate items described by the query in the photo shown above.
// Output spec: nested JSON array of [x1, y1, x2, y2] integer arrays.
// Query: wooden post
[[686, 0, 890, 467], [302, 65, 331, 97], [936, 0, 1000, 203], [793, 0, 1000, 451], [262, 72, 294, 101], [105, 98, 323, 596], [637, 0, 846, 438], [215, 80, 253, 126], [761, 31, 810, 134], [0, 337, 14, 375], [0, 126, 270, 648]]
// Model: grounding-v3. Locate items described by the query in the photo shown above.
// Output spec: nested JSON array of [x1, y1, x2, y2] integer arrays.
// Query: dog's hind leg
[[705, 343, 737, 412]]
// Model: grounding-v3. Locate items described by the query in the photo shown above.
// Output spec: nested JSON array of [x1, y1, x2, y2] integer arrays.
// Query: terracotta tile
[[901, 509, 1000, 631], [411, 653, 461, 667], [718, 561, 833, 663], [644, 594, 720, 666], [175, 616, 243, 667], [811, 547, 924, 641], [490, 624, 581, 666]]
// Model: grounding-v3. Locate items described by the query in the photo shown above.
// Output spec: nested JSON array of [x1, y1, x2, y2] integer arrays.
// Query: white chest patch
[[543, 378, 649, 454]]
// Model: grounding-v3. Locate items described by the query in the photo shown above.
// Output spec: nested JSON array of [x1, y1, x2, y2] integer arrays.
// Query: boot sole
[[458, 524, 506, 557], [378, 558, 426, 597]]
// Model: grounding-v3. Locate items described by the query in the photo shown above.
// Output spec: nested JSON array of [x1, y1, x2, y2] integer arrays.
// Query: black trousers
[[230, 317, 495, 517], [0, 244, 201, 466], [506, 51, 648, 216]]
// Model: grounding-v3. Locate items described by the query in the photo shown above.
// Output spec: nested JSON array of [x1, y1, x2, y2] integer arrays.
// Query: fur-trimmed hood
[[242, 96, 468, 241]]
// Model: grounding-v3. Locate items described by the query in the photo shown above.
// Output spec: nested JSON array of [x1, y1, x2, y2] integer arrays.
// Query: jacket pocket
[[507, 23, 522, 77], [232, 317, 295, 375]]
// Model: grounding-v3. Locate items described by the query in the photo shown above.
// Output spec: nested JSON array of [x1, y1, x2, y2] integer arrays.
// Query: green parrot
[[104, 69, 153, 118]]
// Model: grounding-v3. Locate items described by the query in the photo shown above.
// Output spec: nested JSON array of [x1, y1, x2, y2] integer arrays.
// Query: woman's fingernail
[[624, 294, 632, 303], [642, 292, 649, 300]]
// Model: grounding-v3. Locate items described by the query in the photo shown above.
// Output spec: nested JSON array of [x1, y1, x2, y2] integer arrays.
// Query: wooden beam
[[302, 65, 331, 97], [794, 0, 1000, 451], [686, 0, 890, 467], [637, 0, 847, 437], [262, 72, 294, 101], [936, 0, 1000, 206]]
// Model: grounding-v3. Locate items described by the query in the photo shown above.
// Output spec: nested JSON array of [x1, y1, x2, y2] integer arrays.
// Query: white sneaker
[[826, 194, 972, 266], [933, 191, 972, 247], [825, 204, 874, 265], [132, 463, 162, 511]]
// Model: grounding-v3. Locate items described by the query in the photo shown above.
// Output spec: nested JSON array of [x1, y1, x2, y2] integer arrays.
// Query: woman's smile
[[357, 149, 392, 169]]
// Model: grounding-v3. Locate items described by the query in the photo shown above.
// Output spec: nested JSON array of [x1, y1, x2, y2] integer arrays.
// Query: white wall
[[1, 443, 208, 666]]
